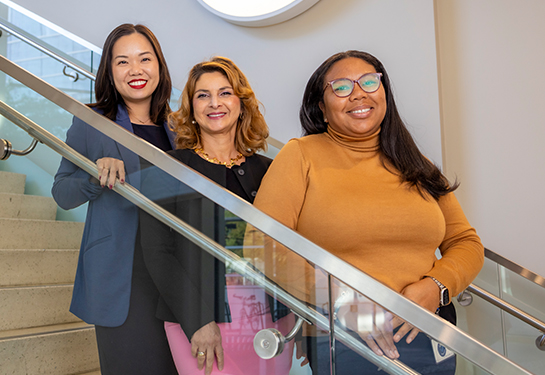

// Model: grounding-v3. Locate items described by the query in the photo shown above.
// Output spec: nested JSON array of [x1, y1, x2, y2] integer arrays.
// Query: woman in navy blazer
[[52, 24, 177, 374]]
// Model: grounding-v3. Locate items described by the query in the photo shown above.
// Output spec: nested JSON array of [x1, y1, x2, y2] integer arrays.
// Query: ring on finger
[[197, 351, 205, 357]]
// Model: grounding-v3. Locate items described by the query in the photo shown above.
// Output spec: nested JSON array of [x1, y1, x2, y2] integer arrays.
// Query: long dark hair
[[300, 50, 457, 199], [91, 23, 172, 123]]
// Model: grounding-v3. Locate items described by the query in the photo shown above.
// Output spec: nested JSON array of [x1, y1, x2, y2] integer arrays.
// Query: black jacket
[[140, 149, 287, 340]]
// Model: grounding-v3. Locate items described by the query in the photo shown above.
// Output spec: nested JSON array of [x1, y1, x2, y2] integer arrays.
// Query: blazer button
[[251, 191, 257, 197], [237, 169, 245, 176]]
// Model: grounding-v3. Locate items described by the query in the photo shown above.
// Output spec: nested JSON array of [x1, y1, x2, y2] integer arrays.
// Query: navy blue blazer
[[52, 104, 176, 327]]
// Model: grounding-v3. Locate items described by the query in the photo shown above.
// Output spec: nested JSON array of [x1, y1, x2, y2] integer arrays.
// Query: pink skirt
[[165, 285, 295, 375]]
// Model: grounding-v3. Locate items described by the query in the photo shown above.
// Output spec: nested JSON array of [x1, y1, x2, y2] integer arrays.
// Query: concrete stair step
[[0, 322, 100, 374], [0, 170, 99, 373], [0, 218, 83, 249], [0, 192, 57, 220], [0, 249, 78, 287], [0, 171, 26, 194], [0, 284, 79, 331]]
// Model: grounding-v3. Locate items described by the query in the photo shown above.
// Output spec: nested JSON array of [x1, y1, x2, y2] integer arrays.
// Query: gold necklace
[[132, 117, 152, 124], [195, 148, 243, 167], [129, 112, 152, 124]]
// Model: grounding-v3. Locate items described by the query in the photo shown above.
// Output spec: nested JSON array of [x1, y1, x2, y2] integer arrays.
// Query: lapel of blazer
[[113, 104, 141, 189], [163, 121, 177, 149], [236, 155, 269, 203]]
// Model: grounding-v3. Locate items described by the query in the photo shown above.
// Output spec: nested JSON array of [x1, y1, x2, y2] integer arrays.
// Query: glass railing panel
[[455, 257, 505, 354], [472, 256, 501, 297], [0, 67, 86, 220], [261, 137, 282, 159], [0, 26, 94, 103], [502, 313, 544, 375], [453, 297, 504, 375], [499, 266, 545, 374], [0, 0, 99, 72], [328, 277, 500, 375], [454, 255, 545, 374], [499, 264, 545, 326]]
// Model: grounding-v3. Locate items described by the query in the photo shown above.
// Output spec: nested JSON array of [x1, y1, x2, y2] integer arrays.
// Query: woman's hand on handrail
[[392, 277, 441, 344], [96, 157, 126, 189], [336, 298, 399, 359]]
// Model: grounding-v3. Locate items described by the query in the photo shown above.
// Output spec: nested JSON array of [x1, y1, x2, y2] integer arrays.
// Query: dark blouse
[[132, 123, 172, 152]]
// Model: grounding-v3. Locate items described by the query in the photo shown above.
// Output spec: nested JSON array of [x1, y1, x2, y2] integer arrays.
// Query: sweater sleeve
[[52, 116, 104, 209], [249, 139, 323, 305], [426, 192, 484, 298]]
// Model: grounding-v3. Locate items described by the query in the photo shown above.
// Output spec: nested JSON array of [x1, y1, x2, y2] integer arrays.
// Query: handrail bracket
[[1, 137, 39, 160]]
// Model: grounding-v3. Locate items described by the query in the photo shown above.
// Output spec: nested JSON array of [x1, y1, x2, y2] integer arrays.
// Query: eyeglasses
[[325, 73, 383, 97]]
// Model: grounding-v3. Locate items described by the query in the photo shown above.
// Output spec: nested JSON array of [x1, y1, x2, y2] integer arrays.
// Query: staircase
[[0, 170, 100, 375]]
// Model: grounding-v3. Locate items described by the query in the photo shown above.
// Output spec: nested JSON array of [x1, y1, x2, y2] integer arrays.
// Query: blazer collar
[[115, 104, 132, 131]]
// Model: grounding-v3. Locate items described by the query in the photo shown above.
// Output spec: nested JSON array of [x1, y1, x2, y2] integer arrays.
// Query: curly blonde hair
[[169, 56, 268, 156]]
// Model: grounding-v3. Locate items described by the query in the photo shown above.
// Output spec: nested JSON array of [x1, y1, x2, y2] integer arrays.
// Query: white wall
[[11, 0, 443, 163], [435, 0, 545, 276]]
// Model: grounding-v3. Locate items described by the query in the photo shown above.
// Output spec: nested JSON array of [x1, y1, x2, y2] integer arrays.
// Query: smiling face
[[192, 71, 241, 139], [110, 32, 159, 109], [319, 57, 387, 138]]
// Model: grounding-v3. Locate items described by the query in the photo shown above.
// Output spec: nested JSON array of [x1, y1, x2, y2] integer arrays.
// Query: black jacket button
[[237, 169, 245, 176]]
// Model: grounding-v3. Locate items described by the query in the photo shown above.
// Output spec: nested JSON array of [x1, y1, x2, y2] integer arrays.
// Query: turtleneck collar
[[326, 125, 381, 152]]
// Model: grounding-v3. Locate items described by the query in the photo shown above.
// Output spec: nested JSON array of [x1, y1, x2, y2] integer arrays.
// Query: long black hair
[[300, 50, 457, 200], [91, 23, 172, 124]]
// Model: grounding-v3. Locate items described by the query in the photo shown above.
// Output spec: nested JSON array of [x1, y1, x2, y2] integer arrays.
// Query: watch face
[[442, 289, 450, 306]]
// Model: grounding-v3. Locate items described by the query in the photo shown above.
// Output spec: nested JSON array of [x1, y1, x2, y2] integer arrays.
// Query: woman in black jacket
[[140, 57, 293, 375]]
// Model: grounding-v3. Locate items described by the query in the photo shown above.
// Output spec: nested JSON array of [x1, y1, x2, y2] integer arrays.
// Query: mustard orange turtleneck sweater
[[253, 126, 484, 303]]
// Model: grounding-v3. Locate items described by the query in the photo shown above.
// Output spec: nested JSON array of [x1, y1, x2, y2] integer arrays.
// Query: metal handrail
[[0, 100, 416, 375], [0, 17, 96, 81], [466, 284, 545, 333], [0, 54, 533, 374]]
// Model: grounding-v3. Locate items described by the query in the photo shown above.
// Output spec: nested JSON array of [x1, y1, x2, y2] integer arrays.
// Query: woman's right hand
[[191, 321, 224, 375], [96, 157, 125, 189]]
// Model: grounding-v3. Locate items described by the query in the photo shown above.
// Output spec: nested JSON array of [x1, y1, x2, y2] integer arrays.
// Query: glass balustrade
[[454, 255, 545, 374], [0, 0, 100, 73]]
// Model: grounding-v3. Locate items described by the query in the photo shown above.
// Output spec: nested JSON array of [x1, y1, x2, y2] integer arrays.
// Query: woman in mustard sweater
[[252, 51, 484, 374]]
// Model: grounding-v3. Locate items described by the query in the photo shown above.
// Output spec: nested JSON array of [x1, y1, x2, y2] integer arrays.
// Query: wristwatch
[[429, 277, 449, 306]]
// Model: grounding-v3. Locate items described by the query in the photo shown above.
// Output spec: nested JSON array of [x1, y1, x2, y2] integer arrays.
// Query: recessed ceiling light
[[197, 0, 320, 27]]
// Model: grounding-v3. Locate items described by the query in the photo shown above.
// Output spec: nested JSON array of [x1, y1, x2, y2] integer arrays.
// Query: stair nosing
[[0, 321, 93, 341], [0, 217, 82, 224], [0, 283, 73, 290]]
